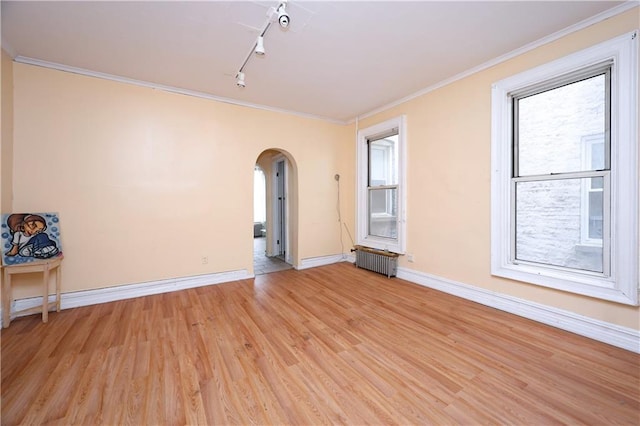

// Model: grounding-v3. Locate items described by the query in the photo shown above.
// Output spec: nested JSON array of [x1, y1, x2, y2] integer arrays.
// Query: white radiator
[[354, 245, 398, 278]]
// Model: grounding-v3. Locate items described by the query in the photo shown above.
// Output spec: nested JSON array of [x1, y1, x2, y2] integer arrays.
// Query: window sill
[[492, 261, 637, 305]]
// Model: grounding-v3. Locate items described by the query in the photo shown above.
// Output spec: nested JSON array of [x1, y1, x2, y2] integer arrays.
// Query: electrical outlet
[[407, 254, 414, 263], [201, 256, 208, 265]]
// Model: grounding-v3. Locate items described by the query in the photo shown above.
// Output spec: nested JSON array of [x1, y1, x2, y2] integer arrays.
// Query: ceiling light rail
[[236, 0, 290, 87]]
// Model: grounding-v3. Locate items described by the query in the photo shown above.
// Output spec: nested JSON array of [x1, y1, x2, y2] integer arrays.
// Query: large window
[[357, 116, 406, 253], [491, 31, 638, 305], [513, 68, 610, 275]]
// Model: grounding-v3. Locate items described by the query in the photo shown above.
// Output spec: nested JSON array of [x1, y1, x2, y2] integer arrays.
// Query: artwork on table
[[1, 212, 63, 266]]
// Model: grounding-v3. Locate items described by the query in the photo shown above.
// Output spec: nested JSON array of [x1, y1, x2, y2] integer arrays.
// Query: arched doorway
[[253, 149, 298, 275]]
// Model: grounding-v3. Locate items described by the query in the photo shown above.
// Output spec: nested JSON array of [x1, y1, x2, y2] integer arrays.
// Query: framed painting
[[1, 212, 63, 266]]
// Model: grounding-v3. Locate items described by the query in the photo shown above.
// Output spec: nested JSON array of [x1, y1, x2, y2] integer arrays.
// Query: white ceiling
[[1, 1, 631, 122]]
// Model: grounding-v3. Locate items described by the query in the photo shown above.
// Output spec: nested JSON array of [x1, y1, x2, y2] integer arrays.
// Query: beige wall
[[10, 63, 353, 298], [1, 49, 13, 214], [358, 7, 640, 329]]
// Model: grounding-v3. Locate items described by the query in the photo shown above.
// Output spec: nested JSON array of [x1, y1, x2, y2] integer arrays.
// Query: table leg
[[42, 265, 50, 323], [56, 264, 61, 312]]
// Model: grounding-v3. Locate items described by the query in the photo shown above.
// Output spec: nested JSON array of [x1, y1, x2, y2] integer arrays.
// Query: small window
[[357, 116, 406, 253]]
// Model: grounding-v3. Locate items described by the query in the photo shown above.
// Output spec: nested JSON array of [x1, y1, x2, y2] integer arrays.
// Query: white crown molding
[[354, 1, 639, 122], [396, 267, 640, 353], [12, 56, 348, 125], [0, 268, 252, 327], [9, 2, 636, 126]]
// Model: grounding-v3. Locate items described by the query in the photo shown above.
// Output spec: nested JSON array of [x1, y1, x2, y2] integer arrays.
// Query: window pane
[[515, 178, 603, 273], [591, 141, 605, 170], [369, 135, 398, 186], [588, 190, 603, 239], [590, 176, 603, 190], [369, 188, 397, 239], [370, 187, 388, 214], [517, 74, 606, 176]]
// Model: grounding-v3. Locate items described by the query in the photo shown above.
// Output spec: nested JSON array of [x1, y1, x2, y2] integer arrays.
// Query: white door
[[273, 159, 287, 259]]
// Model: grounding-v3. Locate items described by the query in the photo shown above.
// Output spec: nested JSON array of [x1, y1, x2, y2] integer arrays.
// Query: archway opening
[[253, 149, 298, 275]]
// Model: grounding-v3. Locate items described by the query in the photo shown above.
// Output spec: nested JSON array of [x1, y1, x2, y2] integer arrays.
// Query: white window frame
[[357, 115, 407, 254], [491, 31, 638, 305]]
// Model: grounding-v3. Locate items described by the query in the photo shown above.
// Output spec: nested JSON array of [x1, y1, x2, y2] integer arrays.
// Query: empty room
[[1, 1, 639, 424]]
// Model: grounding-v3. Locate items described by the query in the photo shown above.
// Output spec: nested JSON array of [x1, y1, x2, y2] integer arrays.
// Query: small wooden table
[[2, 256, 63, 328]]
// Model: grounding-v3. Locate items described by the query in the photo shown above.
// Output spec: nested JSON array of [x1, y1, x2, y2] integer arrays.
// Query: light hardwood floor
[[2, 263, 639, 425]]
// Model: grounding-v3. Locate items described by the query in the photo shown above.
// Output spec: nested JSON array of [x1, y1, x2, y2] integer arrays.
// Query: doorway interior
[[253, 151, 295, 275]]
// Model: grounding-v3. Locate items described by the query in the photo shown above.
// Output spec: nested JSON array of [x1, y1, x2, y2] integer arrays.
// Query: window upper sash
[[511, 65, 611, 179]]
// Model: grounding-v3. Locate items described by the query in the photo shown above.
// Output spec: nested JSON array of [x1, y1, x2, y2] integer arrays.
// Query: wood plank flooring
[[2, 263, 639, 425]]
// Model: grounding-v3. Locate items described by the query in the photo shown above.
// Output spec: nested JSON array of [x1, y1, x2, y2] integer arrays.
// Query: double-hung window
[[513, 66, 611, 275], [491, 31, 638, 305], [368, 133, 398, 237], [357, 116, 406, 253]]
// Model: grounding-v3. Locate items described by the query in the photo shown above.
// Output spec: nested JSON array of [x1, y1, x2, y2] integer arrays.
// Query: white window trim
[[357, 115, 407, 254], [491, 31, 638, 305]]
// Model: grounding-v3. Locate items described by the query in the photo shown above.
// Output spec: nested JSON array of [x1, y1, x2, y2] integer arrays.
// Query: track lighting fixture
[[236, 72, 245, 88], [234, 1, 291, 88], [277, 2, 290, 29], [255, 36, 265, 56]]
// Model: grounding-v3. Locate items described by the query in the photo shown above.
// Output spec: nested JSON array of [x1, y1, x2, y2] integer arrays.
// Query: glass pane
[[369, 135, 398, 186], [590, 176, 603, 190], [588, 190, 603, 239], [591, 141, 605, 170], [515, 178, 604, 273], [370, 187, 388, 214], [369, 188, 397, 239], [517, 74, 606, 176]]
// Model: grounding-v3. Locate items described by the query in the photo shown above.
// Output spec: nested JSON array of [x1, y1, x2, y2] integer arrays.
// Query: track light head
[[255, 36, 265, 56], [236, 72, 245, 88], [277, 3, 290, 28]]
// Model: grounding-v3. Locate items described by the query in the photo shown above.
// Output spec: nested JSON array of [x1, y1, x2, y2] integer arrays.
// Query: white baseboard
[[397, 267, 640, 353], [1, 268, 253, 326], [296, 254, 350, 270]]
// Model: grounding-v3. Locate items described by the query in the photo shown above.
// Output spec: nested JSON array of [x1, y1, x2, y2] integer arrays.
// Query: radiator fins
[[354, 246, 398, 278]]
